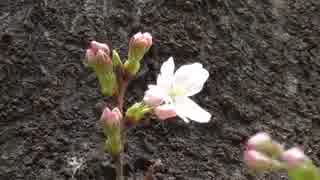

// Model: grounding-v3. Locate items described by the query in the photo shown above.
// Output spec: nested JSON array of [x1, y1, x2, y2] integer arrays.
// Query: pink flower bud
[[130, 32, 152, 51], [101, 107, 122, 127], [281, 147, 310, 168], [244, 150, 274, 171], [85, 41, 111, 65], [247, 132, 271, 150], [127, 32, 152, 65], [154, 105, 176, 120], [143, 87, 167, 107], [247, 132, 284, 157], [90, 41, 110, 54]]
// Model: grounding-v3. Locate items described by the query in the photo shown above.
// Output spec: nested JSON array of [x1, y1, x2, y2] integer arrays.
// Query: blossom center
[[169, 86, 186, 98]]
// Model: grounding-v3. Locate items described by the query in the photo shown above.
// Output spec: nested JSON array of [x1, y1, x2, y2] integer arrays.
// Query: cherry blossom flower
[[146, 57, 211, 123]]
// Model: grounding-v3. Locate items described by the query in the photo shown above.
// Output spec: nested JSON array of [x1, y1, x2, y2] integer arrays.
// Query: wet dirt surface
[[1, 0, 320, 179]]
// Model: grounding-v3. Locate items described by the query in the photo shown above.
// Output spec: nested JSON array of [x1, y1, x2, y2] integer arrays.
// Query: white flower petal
[[147, 84, 158, 89], [174, 97, 211, 123], [160, 57, 175, 76], [157, 57, 175, 90], [174, 63, 209, 96]]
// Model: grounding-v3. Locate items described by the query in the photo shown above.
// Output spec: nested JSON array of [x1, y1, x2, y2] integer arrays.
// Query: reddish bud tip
[[101, 107, 122, 127], [85, 41, 111, 65], [90, 41, 110, 54], [131, 32, 152, 50]]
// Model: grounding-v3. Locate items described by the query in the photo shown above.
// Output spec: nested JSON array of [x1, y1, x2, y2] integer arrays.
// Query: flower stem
[[115, 75, 129, 180], [115, 154, 124, 180]]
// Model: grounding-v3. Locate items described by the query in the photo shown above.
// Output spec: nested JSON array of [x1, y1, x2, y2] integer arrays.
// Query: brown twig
[[114, 154, 123, 180], [115, 70, 129, 180]]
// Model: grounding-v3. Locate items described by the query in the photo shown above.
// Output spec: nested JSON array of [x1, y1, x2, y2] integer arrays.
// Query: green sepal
[[125, 102, 152, 125], [128, 44, 146, 63], [105, 135, 122, 156], [103, 124, 119, 138], [95, 69, 118, 96], [124, 60, 140, 76], [112, 50, 123, 69], [103, 124, 122, 156], [125, 42, 150, 76]]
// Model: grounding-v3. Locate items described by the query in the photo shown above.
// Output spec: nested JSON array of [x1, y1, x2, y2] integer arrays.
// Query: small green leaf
[[112, 50, 123, 69]]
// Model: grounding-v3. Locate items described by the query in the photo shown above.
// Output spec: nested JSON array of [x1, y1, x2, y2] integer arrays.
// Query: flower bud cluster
[[244, 132, 311, 172], [85, 32, 153, 157], [85, 32, 152, 96]]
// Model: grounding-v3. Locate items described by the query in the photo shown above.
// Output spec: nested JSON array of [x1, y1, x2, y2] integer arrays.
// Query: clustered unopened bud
[[247, 132, 284, 157], [244, 132, 313, 173], [244, 132, 283, 171]]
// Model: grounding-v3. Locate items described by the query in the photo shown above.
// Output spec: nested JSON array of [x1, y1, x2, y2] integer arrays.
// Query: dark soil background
[[1, 0, 319, 179]]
